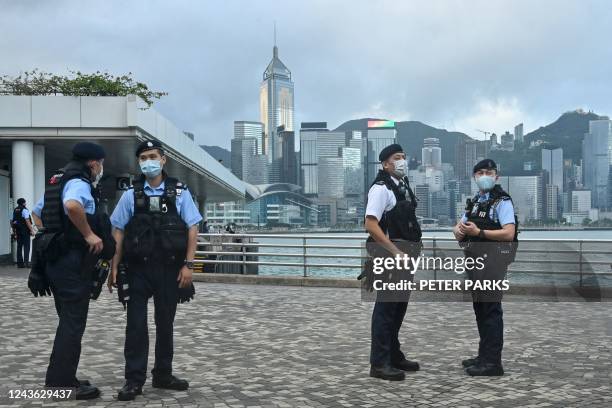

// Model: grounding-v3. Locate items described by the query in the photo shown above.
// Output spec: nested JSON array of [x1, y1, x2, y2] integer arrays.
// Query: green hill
[[334, 118, 472, 163], [523, 109, 607, 162]]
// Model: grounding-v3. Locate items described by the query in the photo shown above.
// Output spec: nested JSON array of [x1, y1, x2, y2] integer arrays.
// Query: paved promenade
[[0, 266, 611, 407]]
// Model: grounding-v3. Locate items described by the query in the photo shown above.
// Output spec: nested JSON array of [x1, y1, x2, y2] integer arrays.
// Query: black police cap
[[17, 198, 26, 205], [72, 142, 106, 160], [135, 140, 164, 157], [473, 159, 497, 173], [379, 143, 404, 162]]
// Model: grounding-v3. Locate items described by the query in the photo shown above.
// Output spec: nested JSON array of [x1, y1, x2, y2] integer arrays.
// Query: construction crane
[[476, 129, 492, 138]]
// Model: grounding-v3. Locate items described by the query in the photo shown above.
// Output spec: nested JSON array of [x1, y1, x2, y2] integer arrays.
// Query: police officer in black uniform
[[30, 142, 109, 399], [453, 159, 517, 376], [12, 197, 36, 267], [364, 143, 422, 381], [108, 140, 202, 401]]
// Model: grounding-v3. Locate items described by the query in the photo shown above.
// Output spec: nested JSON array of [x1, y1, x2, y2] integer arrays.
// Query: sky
[[2, 0, 612, 148]]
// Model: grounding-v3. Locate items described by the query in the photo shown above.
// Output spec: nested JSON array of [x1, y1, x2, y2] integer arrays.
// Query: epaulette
[[375, 181, 386, 186]]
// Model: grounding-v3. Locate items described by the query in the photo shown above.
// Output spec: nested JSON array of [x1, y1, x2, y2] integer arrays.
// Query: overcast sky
[[2, 0, 611, 147]]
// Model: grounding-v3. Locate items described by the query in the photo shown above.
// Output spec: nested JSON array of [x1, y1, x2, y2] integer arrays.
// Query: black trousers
[[125, 261, 179, 386], [45, 249, 90, 387], [370, 301, 408, 366], [472, 301, 503, 365], [468, 261, 506, 366], [16, 232, 31, 265]]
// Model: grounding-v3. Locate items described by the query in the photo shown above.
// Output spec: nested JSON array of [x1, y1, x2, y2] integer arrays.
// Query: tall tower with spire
[[259, 25, 294, 182]]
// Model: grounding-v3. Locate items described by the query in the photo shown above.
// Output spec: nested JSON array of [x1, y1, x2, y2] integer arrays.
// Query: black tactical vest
[[41, 161, 98, 246], [368, 170, 422, 243], [12, 205, 29, 234], [462, 185, 519, 264], [122, 176, 188, 265]]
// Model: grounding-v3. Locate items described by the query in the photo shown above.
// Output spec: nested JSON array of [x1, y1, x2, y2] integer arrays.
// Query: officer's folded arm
[[453, 222, 466, 241], [482, 223, 515, 242], [458, 221, 515, 242]]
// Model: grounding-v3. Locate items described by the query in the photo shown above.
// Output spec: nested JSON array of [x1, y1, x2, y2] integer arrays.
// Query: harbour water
[[254, 230, 612, 286]]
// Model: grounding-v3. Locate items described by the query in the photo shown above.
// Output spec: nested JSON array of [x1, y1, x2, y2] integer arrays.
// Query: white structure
[[497, 175, 543, 223], [422, 138, 442, 168], [571, 190, 592, 212], [0, 95, 245, 257]]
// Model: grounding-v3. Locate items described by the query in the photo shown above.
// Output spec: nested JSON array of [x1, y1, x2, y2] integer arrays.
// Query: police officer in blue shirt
[[453, 159, 517, 376], [108, 140, 202, 401], [30, 142, 107, 400], [12, 198, 36, 267]]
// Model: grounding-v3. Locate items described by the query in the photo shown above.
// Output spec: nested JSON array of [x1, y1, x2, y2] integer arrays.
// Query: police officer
[[12, 197, 36, 268], [108, 140, 202, 401], [30, 142, 106, 399], [453, 159, 516, 376], [365, 143, 422, 381]]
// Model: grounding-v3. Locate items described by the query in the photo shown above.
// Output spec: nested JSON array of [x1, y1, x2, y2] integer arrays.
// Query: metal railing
[[195, 233, 612, 287]]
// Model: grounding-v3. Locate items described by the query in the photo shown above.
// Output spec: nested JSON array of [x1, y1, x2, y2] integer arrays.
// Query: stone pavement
[[0, 266, 611, 407]]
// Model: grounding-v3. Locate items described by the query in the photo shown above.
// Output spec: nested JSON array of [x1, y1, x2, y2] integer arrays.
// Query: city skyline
[[3, 0, 612, 148]]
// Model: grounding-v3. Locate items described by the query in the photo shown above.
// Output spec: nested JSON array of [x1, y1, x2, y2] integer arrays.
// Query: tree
[[0, 69, 166, 108]]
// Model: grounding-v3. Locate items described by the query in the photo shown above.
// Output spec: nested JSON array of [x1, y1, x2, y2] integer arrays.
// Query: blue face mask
[[140, 159, 162, 178], [476, 175, 496, 192]]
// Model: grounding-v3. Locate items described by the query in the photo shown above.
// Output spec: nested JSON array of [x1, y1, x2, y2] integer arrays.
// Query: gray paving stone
[[0, 267, 611, 407]]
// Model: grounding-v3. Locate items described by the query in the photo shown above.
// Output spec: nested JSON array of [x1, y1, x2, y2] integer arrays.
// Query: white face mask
[[92, 165, 103, 188], [392, 159, 407, 177]]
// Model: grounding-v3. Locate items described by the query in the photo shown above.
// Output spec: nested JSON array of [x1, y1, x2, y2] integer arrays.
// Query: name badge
[[149, 197, 161, 212]]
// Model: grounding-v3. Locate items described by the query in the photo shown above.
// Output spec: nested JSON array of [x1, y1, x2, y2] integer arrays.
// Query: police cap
[[378, 143, 404, 162], [135, 140, 164, 157], [473, 159, 497, 173], [72, 142, 106, 161]]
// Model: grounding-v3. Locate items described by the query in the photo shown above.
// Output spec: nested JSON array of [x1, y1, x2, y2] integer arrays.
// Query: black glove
[[28, 270, 52, 297], [358, 258, 376, 293], [177, 283, 195, 304]]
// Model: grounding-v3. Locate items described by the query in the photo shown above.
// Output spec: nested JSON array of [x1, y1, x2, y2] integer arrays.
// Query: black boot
[[393, 359, 420, 371], [461, 356, 480, 368], [465, 363, 504, 376], [369, 365, 405, 381], [152, 375, 189, 390], [75, 384, 100, 400], [118, 382, 143, 401]]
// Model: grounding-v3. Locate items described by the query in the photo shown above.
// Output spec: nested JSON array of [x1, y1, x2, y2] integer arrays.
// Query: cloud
[[1, 0, 611, 148]]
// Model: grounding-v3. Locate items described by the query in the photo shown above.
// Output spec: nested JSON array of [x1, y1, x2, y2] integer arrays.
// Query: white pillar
[[33, 145, 46, 203], [11, 141, 34, 208]]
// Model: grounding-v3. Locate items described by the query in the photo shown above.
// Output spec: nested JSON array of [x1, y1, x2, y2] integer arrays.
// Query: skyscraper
[[364, 121, 396, 197], [514, 123, 524, 144], [542, 147, 564, 216], [234, 121, 264, 154], [583, 119, 611, 209], [277, 125, 297, 185], [422, 138, 442, 168], [260, 40, 294, 183]]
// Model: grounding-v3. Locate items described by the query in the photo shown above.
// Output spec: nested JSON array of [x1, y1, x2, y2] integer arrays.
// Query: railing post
[[432, 237, 437, 280], [578, 240, 583, 287], [241, 241, 246, 275], [303, 236, 308, 277]]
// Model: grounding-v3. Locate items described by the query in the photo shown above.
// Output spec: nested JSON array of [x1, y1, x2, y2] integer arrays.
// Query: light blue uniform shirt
[[110, 180, 202, 230], [460, 191, 515, 226], [32, 179, 96, 217], [21, 208, 31, 219]]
